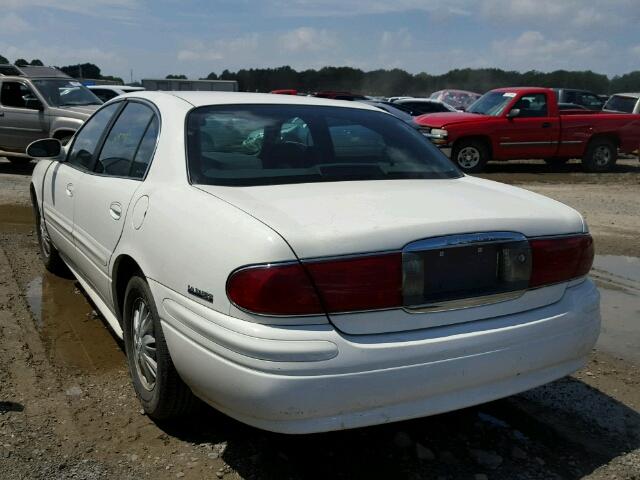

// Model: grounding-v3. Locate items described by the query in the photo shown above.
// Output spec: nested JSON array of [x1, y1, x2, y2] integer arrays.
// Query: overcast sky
[[1, 0, 639, 81]]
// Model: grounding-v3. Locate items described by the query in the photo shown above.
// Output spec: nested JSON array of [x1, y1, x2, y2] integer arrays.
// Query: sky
[[0, 0, 639, 82]]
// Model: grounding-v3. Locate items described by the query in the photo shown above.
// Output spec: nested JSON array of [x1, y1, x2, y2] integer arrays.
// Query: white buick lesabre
[[28, 92, 600, 434]]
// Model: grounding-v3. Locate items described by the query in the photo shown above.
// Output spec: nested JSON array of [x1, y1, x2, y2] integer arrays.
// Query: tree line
[[2, 54, 640, 95], [206, 66, 640, 96]]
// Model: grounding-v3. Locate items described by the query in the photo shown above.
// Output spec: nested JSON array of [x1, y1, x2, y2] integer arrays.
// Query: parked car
[[357, 100, 418, 126], [312, 91, 368, 100], [29, 91, 599, 434], [603, 93, 640, 114], [430, 89, 482, 111], [88, 85, 145, 102], [0, 64, 102, 164], [552, 88, 603, 111], [392, 98, 457, 115], [416, 87, 640, 172], [558, 103, 590, 111]]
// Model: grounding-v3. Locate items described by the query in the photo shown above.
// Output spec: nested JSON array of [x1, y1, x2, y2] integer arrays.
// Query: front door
[[0, 81, 48, 152], [495, 92, 560, 160]]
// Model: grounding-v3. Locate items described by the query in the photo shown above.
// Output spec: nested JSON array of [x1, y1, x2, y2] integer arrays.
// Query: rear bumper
[[154, 279, 600, 434]]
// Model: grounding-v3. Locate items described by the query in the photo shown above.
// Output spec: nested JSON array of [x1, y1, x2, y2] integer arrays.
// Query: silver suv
[[0, 64, 102, 164]]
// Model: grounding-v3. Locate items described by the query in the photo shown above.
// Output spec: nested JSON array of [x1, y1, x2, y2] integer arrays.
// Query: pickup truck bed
[[416, 87, 640, 173]]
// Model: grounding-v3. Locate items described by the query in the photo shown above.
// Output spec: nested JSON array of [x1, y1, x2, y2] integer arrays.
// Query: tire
[[6, 156, 32, 165], [32, 195, 68, 275], [582, 138, 617, 172], [451, 139, 489, 173], [123, 275, 195, 419], [544, 157, 569, 165]]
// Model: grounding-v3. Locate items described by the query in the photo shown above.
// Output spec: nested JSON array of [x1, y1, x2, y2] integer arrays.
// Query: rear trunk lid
[[198, 177, 585, 334]]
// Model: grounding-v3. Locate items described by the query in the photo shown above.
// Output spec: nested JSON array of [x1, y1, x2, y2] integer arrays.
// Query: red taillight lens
[[305, 253, 402, 312], [226, 253, 402, 316], [226, 263, 323, 315], [529, 235, 594, 287]]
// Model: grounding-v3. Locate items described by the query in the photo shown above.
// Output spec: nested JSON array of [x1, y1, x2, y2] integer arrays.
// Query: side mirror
[[26, 138, 62, 159], [24, 98, 44, 110], [507, 108, 520, 119]]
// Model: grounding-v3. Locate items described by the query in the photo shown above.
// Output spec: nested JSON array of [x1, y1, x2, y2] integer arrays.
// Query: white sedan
[[28, 92, 600, 434]]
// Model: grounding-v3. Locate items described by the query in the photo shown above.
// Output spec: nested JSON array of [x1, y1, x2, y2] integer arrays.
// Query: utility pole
[[130, 69, 133, 84]]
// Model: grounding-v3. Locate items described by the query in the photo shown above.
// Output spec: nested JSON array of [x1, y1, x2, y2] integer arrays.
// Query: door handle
[[109, 202, 122, 220], [541, 122, 552, 128], [65, 183, 74, 197]]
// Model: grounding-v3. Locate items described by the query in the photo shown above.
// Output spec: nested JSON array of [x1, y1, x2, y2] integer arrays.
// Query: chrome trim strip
[[403, 289, 527, 314], [404, 231, 527, 251], [560, 140, 583, 144], [499, 141, 557, 146]]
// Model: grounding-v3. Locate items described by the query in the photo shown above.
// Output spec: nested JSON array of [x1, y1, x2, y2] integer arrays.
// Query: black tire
[[6, 156, 32, 165], [544, 157, 569, 165], [451, 139, 489, 173], [123, 275, 195, 419], [582, 138, 617, 172], [32, 194, 68, 275]]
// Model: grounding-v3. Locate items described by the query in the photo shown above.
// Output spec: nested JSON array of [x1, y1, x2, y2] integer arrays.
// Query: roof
[[88, 85, 144, 91], [123, 90, 381, 111], [0, 65, 70, 78], [491, 87, 553, 93]]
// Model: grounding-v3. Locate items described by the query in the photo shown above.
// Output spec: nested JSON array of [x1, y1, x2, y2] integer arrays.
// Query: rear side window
[[95, 102, 156, 178], [604, 95, 637, 113], [68, 103, 120, 171], [186, 104, 461, 186]]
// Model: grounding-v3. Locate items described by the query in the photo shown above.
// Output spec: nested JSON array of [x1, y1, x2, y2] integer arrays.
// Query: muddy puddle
[[25, 274, 124, 373], [0, 204, 33, 233], [592, 255, 640, 365]]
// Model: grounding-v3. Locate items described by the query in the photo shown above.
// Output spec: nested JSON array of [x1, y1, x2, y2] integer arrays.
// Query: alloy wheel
[[132, 298, 157, 391]]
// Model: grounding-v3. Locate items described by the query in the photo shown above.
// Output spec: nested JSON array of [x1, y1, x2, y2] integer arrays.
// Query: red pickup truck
[[416, 87, 640, 172]]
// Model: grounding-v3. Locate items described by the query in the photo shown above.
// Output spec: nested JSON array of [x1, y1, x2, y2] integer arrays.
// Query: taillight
[[530, 235, 594, 287], [226, 253, 402, 315], [226, 263, 323, 315], [227, 235, 593, 316], [306, 253, 402, 312]]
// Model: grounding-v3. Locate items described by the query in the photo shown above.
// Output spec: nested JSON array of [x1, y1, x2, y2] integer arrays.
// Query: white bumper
[[152, 279, 600, 434]]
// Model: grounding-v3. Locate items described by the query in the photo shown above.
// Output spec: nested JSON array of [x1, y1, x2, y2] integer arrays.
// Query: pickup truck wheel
[[123, 276, 195, 419], [582, 139, 617, 172], [451, 140, 488, 173], [32, 198, 68, 275]]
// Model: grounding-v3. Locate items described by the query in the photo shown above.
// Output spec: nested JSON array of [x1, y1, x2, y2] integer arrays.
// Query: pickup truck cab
[[417, 87, 640, 173], [0, 64, 102, 164]]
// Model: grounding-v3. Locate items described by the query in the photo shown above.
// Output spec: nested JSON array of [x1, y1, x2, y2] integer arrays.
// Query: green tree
[[14, 58, 29, 67], [166, 74, 187, 79], [0, 54, 8, 64], [60, 63, 101, 79], [30, 59, 44, 66]]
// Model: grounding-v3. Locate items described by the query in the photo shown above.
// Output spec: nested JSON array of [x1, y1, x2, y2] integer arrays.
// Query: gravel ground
[[0, 157, 639, 479]]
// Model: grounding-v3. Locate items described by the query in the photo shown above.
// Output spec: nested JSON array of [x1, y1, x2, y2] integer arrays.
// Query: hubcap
[[594, 145, 611, 167], [132, 298, 157, 391], [457, 146, 481, 169]]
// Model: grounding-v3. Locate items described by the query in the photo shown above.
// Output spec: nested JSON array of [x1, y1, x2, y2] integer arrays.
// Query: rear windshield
[[604, 95, 638, 113], [186, 104, 461, 186]]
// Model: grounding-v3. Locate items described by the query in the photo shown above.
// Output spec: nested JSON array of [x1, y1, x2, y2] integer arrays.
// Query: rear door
[[72, 100, 159, 304], [42, 102, 121, 260], [0, 81, 48, 152], [494, 92, 560, 159]]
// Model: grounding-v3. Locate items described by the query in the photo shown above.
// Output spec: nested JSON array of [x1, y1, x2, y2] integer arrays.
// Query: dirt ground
[[0, 157, 639, 480]]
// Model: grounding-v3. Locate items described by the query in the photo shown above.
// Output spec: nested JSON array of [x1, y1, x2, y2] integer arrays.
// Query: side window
[[67, 103, 120, 170], [130, 116, 159, 179], [513, 94, 548, 118], [0, 82, 39, 109], [95, 102, 155, 177]]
